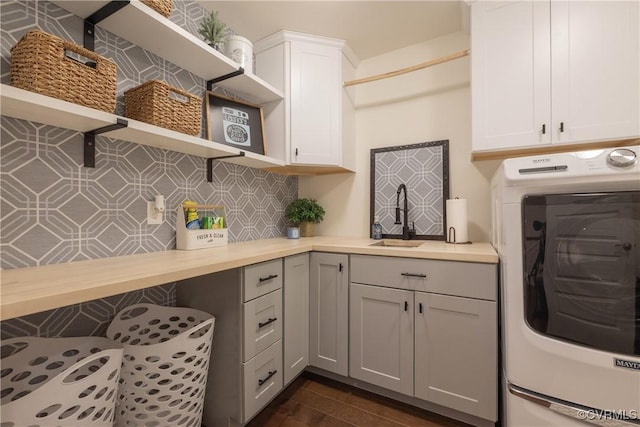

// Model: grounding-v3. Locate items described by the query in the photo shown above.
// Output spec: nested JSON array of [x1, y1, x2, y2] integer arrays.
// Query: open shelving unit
[[0, 84, 285, 169], [1, 0, 289, 173], [50, 0, 283, 105]]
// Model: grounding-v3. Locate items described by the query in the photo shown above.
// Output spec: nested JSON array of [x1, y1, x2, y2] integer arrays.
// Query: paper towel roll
[[446, 198, 468, 243]]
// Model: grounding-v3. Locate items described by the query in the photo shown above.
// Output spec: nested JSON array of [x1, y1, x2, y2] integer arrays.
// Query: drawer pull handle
[[401, 272, 426, 278], [339, 263, 343, 273], [258, 370, 277, 386], [404, 301, 408, 311], [258, 317, 277, 328], [258, 274, 278, 283], [419, 302, 423, 314]]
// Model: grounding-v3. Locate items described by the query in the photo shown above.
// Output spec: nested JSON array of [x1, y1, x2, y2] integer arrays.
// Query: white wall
[[300, 31, 500, 242]]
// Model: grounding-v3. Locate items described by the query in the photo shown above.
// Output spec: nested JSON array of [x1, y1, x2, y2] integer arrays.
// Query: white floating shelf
[[0, 85, 284, 169], [50, 0, 283, 104]]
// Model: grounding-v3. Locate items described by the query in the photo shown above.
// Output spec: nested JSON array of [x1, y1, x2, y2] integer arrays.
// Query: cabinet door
[[415, 292, 497, 422], [309, 252, 348, 375], [551, 1, 639, 144], [471, 1, 551, 151], [349, 283, 414, 396], [283, 253, 309, 385], [290, 41, 341, 166]]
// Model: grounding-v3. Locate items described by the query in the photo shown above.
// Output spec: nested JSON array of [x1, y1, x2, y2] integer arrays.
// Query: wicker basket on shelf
[[124, 80, 202, 136], [10, 30, 117, 113], [141, 0, 173, 18]]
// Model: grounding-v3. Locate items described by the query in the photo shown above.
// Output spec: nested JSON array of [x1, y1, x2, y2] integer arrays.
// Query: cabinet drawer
[[242, 340, 283, 423], [244, 259, 283, 302], [351, 255, 497, 301], [243, 289, 282, 362]]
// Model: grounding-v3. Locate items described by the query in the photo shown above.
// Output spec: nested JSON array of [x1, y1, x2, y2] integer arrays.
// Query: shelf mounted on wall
[[207, 68, 245, 91], [84, 118, 128, 168], [207, 152, 245, 182], [83, 1, 130, 51]]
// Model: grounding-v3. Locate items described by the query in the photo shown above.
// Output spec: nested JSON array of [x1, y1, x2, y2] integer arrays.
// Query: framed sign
[[205, 92, 266, 155], [370, 140, 450, 240]]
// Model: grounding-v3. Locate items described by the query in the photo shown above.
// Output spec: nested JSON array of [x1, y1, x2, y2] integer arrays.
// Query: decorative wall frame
[[370, 140, 449, 240], [205, 92, 266, 155]]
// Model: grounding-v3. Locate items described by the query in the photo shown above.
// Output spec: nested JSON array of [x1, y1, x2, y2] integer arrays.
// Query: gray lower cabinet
[[350, 254, 498, 422], [414, 292, 497, 421], [349, 283, 414, 396], [309, 252, 349, 376], [176, 259, 284, 427], [283, 253, 310, 385]]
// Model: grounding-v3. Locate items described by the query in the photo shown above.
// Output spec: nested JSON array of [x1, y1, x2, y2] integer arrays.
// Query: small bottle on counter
[[372, 216, 382, 240]]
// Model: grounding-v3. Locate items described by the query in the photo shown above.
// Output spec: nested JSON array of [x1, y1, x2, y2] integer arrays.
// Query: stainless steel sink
[[369, 240, 424, 248]]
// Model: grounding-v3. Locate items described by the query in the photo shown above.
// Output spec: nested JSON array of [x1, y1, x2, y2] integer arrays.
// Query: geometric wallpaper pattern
[[0, 0, 297, 338], [372, 142, 448, 238]]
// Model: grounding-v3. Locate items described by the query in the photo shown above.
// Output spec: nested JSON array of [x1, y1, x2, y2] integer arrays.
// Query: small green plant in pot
[[199, 10, 227, 51], [286, 198, 325, 237]]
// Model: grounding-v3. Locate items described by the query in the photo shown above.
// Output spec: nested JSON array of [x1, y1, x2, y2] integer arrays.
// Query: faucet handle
[[409, 222, 417, 239]]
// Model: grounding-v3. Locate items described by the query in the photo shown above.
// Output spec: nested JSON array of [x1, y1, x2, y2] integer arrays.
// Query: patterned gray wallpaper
[[372, 142, 448, 238], [0, 1, 296, 337]]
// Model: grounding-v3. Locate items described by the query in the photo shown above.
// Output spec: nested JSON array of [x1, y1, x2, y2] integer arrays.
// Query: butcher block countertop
[[0, 236, 498, 321]]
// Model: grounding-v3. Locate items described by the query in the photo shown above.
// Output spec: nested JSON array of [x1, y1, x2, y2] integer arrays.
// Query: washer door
[[523, 191, 639, 356]]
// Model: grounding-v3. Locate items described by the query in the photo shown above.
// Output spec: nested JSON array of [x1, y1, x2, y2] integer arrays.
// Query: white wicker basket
[[106, 303, 215, 427], [0, 336, 123, 427]]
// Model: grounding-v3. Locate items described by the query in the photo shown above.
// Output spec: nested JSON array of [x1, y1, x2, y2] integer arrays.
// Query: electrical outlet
[[147, 201, 163, 224]]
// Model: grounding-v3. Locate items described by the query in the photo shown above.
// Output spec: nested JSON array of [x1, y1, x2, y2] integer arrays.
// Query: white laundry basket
[[0, 336, 123, 427], [106, 303, 215, 427]]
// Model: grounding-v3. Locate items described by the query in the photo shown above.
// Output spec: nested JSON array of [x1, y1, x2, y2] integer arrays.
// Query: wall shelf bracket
[[207, 68, 245, 91], [84, 118, 129, 168], [84, 1, 130, 51], [207, 152, 246, 182]]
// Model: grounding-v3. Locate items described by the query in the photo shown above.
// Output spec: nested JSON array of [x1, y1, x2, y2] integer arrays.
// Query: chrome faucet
[[394, 183, 415, 240]]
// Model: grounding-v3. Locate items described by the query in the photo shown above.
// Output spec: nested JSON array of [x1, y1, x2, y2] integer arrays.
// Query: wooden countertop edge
[[1, 237, 497, 321]]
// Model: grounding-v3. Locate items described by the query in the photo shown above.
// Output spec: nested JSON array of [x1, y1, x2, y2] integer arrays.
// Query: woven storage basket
[[124, 80, 202, 136], [0, 336, 123, 427], [10, 30, 117, 113], [106, 303, 215, 427], [141, 0, 173, 18]]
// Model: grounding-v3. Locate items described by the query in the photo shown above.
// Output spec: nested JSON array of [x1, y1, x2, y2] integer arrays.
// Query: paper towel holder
[[447, 226, 472, 244]]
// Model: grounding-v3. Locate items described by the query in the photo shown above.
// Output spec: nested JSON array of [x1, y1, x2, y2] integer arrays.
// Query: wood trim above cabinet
[[264, 165, 355, 176], [471, 137, 640, 161]]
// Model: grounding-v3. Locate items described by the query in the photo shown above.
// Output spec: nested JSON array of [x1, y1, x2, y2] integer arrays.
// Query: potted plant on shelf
[[285, 198, 325, 238], [198, 10, 227, 52]]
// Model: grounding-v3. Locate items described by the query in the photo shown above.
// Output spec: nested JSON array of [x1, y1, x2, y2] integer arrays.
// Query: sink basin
[[369, 240, 424, 248]]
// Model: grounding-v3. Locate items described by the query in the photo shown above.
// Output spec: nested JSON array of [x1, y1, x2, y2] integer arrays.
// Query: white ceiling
[[198, 1, 466, 61]]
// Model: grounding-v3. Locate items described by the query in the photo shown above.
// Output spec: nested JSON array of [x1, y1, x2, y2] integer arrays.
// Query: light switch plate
[[147, 201, 163, 224]]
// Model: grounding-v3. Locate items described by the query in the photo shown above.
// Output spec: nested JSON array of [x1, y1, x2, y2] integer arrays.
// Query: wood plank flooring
[[246, 373, 473, 427]]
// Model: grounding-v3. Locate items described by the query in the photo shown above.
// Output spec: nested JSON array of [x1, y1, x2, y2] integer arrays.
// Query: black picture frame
[[370, 140, 450, 240], [205, 91, 266, 155]]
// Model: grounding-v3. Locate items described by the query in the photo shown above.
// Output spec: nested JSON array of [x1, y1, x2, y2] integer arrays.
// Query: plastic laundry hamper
[[0, 336, 123, 427], [106, 303, 215, 427]]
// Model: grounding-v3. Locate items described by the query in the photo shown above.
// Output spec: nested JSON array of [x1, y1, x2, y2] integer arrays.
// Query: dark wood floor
[[246, 373, 473, 427]]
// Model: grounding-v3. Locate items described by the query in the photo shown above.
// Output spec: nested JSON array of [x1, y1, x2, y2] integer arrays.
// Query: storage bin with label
[[10, 30, 117, 113], [124, 80, 202, 136]]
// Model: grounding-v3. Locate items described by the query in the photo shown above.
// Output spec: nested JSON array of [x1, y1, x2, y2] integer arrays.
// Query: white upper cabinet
[[471, 1, 639, 153], [255, 31, 357, 171]]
